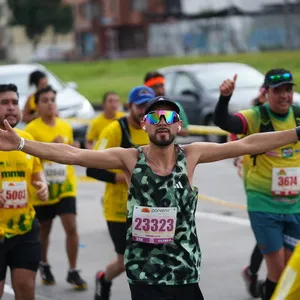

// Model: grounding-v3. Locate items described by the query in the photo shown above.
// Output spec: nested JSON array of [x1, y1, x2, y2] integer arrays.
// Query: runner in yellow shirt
[[24, 85, 87, 290], [22, 70, 48, 124], [86, 86, 154, 300], [214, 69, 300, 300], [0, 84, 48, 300], [85, 91, 125, 149]]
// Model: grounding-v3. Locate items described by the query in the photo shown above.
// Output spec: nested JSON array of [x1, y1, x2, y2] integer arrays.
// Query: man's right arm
[[213, 74, 248, 134], [22, 139, 126, 170], [213, 94, 246, 134], [0, 121, 126, 170]]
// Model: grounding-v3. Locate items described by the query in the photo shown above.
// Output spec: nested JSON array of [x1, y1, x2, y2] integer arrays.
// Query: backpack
[[251, 105, 300, 165], [117, 117, 136, 148]]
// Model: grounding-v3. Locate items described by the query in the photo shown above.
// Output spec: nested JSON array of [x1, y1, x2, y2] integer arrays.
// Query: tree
[[7, 0, 73, 50], [51, 4, 74, 44]]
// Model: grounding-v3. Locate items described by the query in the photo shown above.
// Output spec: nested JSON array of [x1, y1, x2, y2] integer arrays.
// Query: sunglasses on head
[[269, 73, 292, 83], [144, 110, 180, 125]]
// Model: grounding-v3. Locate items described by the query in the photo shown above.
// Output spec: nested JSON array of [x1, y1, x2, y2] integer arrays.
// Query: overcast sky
[[181, 0, 296, 13]]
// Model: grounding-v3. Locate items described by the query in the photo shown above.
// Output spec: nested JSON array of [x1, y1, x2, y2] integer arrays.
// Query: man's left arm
[[192, 128, 299, 164]]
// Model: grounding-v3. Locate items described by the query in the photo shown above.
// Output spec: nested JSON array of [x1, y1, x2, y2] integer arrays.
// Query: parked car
[[0, 63, 95, 147], [159, 62, 300, 141]]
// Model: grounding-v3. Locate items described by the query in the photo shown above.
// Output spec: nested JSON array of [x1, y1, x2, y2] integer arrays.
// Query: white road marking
[[196, 211, 250, 227]]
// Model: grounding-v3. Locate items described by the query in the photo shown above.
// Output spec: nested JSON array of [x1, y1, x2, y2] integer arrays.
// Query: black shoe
[[67, 269, 87, 290], [242, 266, 261, 298], [39, 263, 56, 285], [94, 271, 112, 300], [258, 280, 265, 299]]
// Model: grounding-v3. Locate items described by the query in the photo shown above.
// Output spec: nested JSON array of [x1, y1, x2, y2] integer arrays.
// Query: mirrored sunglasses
[[269, 73, 292, 83], [145, 110, 180, 125]]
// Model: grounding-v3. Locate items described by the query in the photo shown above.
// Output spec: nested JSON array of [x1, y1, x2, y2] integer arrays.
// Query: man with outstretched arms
[[0, 94, 300, 300]]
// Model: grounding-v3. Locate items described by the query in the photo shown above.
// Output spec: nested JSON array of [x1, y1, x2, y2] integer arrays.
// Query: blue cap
[[128, 86, 155, 105]]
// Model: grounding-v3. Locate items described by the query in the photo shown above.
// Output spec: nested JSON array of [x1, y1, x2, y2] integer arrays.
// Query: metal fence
[[148, 13, 300, 56]]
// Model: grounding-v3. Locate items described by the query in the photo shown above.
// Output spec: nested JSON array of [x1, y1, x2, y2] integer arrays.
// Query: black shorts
[[34, 197, 76, 222], [107, 221, 127, 255], [0, 219, 41, 281], [129, 283, 204, 300]]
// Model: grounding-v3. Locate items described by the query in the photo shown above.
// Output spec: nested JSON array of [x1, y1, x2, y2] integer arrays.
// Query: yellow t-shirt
[[86, 111, 126, 143], [94, 119, 149, 222], [24, 117, 77, 205], [0, 129, 42, 236], [272, 242, 300, 300], [28, 94, 36, 112], [239, 104, 300, 213]]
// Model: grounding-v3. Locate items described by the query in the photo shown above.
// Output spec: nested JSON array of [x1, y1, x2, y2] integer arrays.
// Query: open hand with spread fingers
[[0, 119, 22, 151], [219, 74, 238, 96]]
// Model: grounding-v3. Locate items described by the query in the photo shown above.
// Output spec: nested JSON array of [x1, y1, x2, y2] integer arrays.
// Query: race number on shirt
[[272, 167, 300, 196], [132, 206, 177, 244], [43, 162, 67, 183], [2, 181, 27, 208]]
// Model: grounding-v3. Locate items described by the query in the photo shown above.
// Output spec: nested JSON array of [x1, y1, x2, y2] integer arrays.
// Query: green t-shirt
[[238, 104, 300, 213]]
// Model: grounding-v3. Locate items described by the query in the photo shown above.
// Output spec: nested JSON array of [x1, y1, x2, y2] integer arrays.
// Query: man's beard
[[149, 133, 176, 147], [0, 115, 19, 129], [132, 114, 143, 127]]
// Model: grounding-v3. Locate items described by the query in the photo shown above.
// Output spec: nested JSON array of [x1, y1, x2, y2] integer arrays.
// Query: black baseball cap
[[145, 96, 180, 115], [264, 68, 295, 88]]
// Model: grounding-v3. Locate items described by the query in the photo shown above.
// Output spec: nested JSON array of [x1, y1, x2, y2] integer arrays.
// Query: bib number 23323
[[272, 168, 300, 196], [132, 206, 177, 244]]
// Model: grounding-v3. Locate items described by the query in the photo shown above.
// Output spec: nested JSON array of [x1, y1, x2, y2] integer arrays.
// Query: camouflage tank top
[[124, 146, 201, 285]]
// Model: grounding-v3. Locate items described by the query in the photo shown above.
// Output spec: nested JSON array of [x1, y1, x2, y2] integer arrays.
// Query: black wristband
[[296, 127, 300, 140]]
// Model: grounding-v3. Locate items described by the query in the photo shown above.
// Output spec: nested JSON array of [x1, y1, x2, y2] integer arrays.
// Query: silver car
[[159, 62, 300, 142], [159, 62, 300, 126], [0, 63, 95, 146]]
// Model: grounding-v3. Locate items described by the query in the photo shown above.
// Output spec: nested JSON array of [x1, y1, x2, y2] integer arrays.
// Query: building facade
[[0, 0, 10, 60]]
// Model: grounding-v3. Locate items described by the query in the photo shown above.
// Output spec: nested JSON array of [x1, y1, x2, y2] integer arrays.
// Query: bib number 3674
[[132, 206, 177, 244], [272, 168, 300, 196]]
